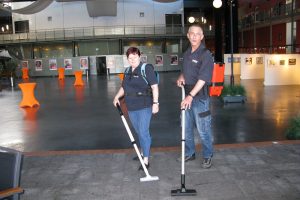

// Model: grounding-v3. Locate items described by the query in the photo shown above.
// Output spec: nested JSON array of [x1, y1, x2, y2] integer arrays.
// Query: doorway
[[96, 56, 107, 75]]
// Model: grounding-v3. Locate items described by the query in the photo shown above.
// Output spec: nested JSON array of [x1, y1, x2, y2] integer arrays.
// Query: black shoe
[[177, 153, 196, 162], [133, 155, 144, 161], [138, 163, 150, 171]]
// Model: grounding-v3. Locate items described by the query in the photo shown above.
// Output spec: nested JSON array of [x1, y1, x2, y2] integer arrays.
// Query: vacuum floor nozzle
[[171, 188, 197, 196], [140, 175, 159, 182]]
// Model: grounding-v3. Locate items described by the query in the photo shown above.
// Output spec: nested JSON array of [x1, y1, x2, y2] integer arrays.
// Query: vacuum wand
[[116, 104, 159, 182], [171, 86, 197, 196]]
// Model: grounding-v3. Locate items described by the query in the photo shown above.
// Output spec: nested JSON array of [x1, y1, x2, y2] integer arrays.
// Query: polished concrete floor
[[0, 72, 300, 152]]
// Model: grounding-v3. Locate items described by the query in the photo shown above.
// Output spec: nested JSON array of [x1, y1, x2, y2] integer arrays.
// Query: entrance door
[[96, 56, 107, 75]]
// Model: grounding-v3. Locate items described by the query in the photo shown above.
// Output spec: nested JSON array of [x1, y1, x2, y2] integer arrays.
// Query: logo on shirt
[[192, 59, 198, 63]]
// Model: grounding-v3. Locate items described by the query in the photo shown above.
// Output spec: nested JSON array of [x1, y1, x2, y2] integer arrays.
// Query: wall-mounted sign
[[35, 60, 42, 71], [49, 59, 57, 70], [170, 55, 178, 65], [64, 58, 72, 70], [155, 55, 163, 66]]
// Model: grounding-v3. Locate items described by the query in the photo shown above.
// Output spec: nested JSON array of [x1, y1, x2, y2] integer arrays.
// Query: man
[[176, 24, 214, 169]]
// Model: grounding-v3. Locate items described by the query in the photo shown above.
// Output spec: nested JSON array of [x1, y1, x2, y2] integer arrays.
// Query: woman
[[113, 47, 159, 170]]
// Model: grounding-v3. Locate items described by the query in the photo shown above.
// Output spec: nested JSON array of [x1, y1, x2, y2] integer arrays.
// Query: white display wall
[[224, 54, 241, 76], [240, 54, 264, 79], [264, 54, 300, 85], [224, 53, 300, 85], [20, 53, 182, 77], [107, 54, 182, 74]]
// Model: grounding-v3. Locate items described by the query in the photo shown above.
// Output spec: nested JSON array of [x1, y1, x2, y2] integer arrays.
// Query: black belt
[[125, 91, 152, 96]]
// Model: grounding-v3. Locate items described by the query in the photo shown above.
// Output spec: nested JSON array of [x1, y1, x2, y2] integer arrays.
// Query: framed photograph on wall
[[268, 59, 276, 67], [21, 61, 28, 68], [80, 57, 88, 69], [155, 55, 163, 66], [256, 57, 263, 64], [170, 55, 178, 65], [140, 55, 147, 63], [288, 58, 296, 65], [245, 57, 252, 65], [64, 58, 72, 70], [35, 60, 42, 71], [280, 60, 285, 65], [49, 59, 57, 70]]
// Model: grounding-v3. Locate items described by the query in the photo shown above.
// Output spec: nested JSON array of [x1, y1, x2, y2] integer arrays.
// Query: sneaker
[[138, 163, 150, 171], [202, 157, 212, 169], [177, 153, 196, 162]]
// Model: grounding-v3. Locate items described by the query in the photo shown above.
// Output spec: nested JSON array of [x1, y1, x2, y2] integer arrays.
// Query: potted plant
[[220, 84, 246, 104], [285, 115, 300, 140]]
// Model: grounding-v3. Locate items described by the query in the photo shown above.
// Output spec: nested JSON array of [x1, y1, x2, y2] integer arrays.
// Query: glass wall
[[123, 38, 181, 54], [8, 38, 181, 59], [33, 42, 73, 59], [78, 40, 119, 56]]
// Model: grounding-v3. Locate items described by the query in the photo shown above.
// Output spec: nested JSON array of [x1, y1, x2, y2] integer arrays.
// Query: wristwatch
[[153, 102, 159, 105], [188, 93, 194, 98]]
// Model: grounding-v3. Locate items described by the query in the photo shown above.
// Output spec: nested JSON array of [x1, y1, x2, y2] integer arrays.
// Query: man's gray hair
[[188, 24, 204, 33]]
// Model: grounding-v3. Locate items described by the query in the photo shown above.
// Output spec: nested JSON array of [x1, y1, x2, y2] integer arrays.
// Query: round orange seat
[[18, 83, 40, 108]]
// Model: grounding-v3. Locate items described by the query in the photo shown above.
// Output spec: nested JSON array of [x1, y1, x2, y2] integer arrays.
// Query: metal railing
[[239, 2, 300, 29], [0, 25, 215, 44]]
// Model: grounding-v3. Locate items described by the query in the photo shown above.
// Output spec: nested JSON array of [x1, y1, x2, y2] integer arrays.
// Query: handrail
[[239, 2, 300, 29], [0, 24, 215, 44]]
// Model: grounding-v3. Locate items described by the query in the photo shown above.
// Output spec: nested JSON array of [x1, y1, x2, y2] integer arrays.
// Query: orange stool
[[18, 83, 40, 108], [74, 70, 84, 86], [58, 68, 65, 80], [22, 68, 29, 80], [118, 73, 124, 81]]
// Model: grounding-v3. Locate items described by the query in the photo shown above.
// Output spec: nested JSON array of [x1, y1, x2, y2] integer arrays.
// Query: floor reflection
[[0, 74, 299, 152], [58, 79, 65, 95], [21, 107, 39, 134], [74, 85, 84, 104]]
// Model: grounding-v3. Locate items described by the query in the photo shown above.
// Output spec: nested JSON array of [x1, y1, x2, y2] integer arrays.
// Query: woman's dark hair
[[126, 47, 141, 58]]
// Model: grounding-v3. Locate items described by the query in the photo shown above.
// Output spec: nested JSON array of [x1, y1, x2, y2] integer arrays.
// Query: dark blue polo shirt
[[123, 62, 158, 111], [183, 44, 214, 99], [182, 43, 214, 100]]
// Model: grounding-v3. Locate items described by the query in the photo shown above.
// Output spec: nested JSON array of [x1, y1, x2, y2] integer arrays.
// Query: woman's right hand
[[113, 87, 125, 107], [113, 97, 120, 107]]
